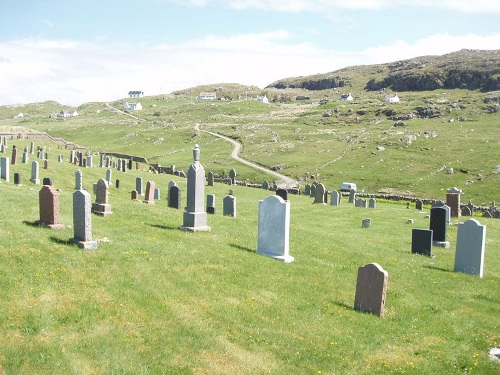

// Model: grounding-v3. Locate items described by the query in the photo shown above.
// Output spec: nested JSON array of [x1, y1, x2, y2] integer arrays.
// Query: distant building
[[57, 110, 78, 118], [383, 94, 400, 103], [339, 93, 353, 101], [256, 95, 269, 104], [128, 91, 144, 98], [124, 102, 142, 111], [14, 113, 24, 119], [197, 92, 217, 100]]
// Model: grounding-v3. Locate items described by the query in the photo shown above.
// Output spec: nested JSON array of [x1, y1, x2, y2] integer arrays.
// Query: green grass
[[0, 138, 499, 374]]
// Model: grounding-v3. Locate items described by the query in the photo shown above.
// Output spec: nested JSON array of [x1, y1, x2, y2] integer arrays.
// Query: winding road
[[195, 123, 298, 187]]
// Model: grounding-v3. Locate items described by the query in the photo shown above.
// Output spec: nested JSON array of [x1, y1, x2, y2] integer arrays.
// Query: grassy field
[[0, 138, 499, 374]]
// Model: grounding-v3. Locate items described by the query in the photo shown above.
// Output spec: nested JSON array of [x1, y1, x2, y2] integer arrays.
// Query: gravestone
[[355, 198, 366, 208], [1, 157, 10, 182], [69, 150, 75, 164], [411, 229, 433, 257], [154, 187, 160, 200], [58, 155, 63, 162], [310, 182, 317, 198], [226, 177, 232, 185], [143, 180, 155, 205], [429, 206, 449, 248], [30, 141, 35, 154], [262, 181, 270, 190], [229, 168, 236, 185], [11, 145, 17, 165], [168, 185, 181, 209], [276, 188, 288, 201], [348, 189, 356, 204], [132, 190, 140, 200], [181, 144, 210, 231], [122, 159, 127, 173], [368, 198, 376, 209], [36, 185, 65, 229], [446, 187, 461, 218], [362, 218, 371, 228], [22, 151, 28, 164], [115, 179, 120, 189], [314, 183, 326, 204], [168, 180, 177, 191], [14, 172, 21, 186], [461, 206, 472, 217], [70, 189, 97, 250], [99, 153, 104, 167], [42, 177, 52, 186], [454, 219, 486, 277], [330, 190, 341, 206], [443, 204, 451, 226], [415, 199, 423, 210], [92, 179, 112, 216], [43, 159, 48, 170], [354, 263, 388, 317], [75, 169, 83, 190], [206, 194, 216, 214], [86, 156, 92, 168], [256, 195, 294, 263], [223, 195, 236, 217], [106, 169, 112, 184], [207, 171, 214, 186], [136, 177, 143, 195], [304, 184, 311, 196], [30, 160, 40, 184]]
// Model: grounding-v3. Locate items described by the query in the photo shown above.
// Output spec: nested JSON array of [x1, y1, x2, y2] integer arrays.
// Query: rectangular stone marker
[[75, 169, 83, 190], [206, 194, 216, 214], [411, 229, 433, 257], [36, 185, 65, 229], [415, 199, 423, 210], [30, 160, 40, 184], [330, 190, 341, 206], [454, 219, 486, 277], [1, 157, 10, 182], [354, 263, 388, 317], [106, 169, 112, 184], [446, 189, 461, 218], [143, 180, 155, 205], [70, 189, 97, 250], [229, 168, 236, 185], [276, 188, 288, 201], [22, 151, 28, 164], [223, 195, 236, 217], [86, 156, 92, 168], [257, 195, 294, 263], [304, 184, 311, 196], [92, 179, 112, 216], [131, 190, 138, 200], [154, 187, 160, 200], [11, 146, 18, 165], [168, 185, 181, 209], [207, 171, 214, 186], [355, 198, 366, 208], [368, 198, 376, 209], [136, 177, 143, 195], [429, 206, 449, 247], [348, 189, 356, 204], [14, 172, 21, 186]]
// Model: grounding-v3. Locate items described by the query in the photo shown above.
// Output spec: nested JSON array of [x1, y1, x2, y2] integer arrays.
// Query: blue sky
[[1, 0, 499, 106]]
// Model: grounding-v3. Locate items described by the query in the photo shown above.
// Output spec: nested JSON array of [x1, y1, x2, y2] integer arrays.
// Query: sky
[[1, 0, 499, 106]]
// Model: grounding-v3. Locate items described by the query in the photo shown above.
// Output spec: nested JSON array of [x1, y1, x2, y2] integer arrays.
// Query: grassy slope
[[0, 138, 499, 374]]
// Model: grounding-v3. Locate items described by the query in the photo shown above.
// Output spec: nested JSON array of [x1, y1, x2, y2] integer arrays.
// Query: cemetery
[[0, 135, 498, 374]]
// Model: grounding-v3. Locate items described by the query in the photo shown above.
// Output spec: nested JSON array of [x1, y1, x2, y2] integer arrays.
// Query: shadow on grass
[[148, 223, 178, 231], [229, 243, 255, 253], [49, 236, 73, 246], [333, 301, 355, 311], [22, 220, 42, 228], [423, 265, 453, 273]]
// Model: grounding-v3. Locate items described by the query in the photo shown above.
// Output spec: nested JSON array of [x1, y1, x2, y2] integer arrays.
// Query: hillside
[[266, 49, 500, 93]]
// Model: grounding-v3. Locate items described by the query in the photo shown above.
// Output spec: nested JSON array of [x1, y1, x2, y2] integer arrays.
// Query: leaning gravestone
[[330, 190, 341, 206], [454, 219, 486, 277], [256, 195, 294, 263], [92, 179, 112, 216], [143, 180, 155, 205], [181, 144, 210, 231], [206, 194, 216, 214], [70, 189, 97, 250], [223, 195, 236, 217], [429, 206, 449, 248], [411, 229, 433, 257], [36, 185, 65, 229], [354, 263, 388, 317], [168, 185, 181, 209]]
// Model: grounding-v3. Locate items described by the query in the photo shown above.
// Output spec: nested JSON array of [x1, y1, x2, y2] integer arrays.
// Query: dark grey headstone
[[43, 177, 52, 186], [430, 206, 447, 242], [168, 185, 181, 209], [411, 229, 433, 257], [276, 188, 288, 201]]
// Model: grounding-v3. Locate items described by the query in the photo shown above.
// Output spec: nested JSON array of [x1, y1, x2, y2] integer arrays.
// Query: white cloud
[[1, 32, 499, 106]]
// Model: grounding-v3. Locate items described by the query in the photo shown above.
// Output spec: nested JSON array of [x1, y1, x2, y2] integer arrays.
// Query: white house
[[383, 94, 400, 103], [14, 113, 24, 119], [256, 95, 269, 104], [339, 93, 353, 101], [58, 110, 78, 118], [124, 102, 142, 111], [128, 91, 144, 98], [197, 92, 216, 100]]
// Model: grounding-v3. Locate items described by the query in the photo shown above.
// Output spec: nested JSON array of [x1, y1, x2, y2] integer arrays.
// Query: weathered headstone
[[330, 190, 341, 206], [143, 180, 155, 205], [70, 189, 97, 250], [154, 187, 160, 200], [354, 263, 388, 317], [229, 168, 236, 185], [443, 204, 451, 226], [454, 219, 486, 277], [206, 194, 216, 214], [1, 157, 9, 182], [461, 206, 472, 217], [262, 181, 270, 190], [136, 177, 143, 195], [429, 206, 449, 248], [43, 159, 48, 170], [36, 185, 65, 229], [42, 177, 52, 186], [168, 185, 181, 209], [411, 229, 433, 257], [310, 182, 317, 198], [355, 198, 366, 208], [69, 150, 75, 164], [92, 179, 112, 216], [11, 145, 18, 165], [276, 188, 288, 201], [314, 183, 326, 204], [86, 156, 93, 168], [115, 179, 120, 189], [226, 177, 232, 185], [223, 195, 237, 217], [105, 169, 112, 184], [415, 199, 423, 210], [22, 151, 29, 164], [131, 190, 138, 200], [75, 169, 83, 190], [362, 218, 371, 228], [207, 171, 214, 186], [58, 154, 63, 162], [256, 195, 294, 263], [29, 141, 35, 154], [14, 172, 21, 186], [181, 144, 210, 231], [446, 187, 462, 218], [121, 159, 127, 173], [30, 160, 40, 184], [304, 184, 311, 196], [368, 198, 376, 209], [348, 189, 356, 204]]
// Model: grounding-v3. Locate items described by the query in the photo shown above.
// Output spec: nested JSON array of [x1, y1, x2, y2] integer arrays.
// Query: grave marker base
[[256, 251, 294, 263], [91, 203, 112, 216], [432, 240, 450, 248], [34, 220, 65, 230], [69, 238, 98, 250]]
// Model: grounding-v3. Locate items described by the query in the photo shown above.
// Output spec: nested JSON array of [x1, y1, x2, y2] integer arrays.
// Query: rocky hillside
[[266, 49, 500, 92]]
